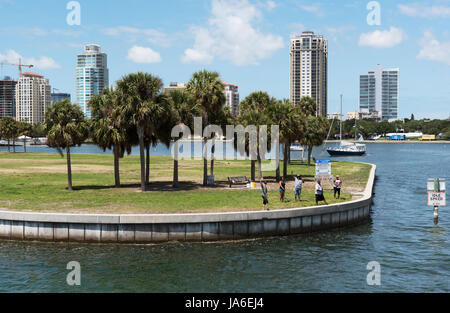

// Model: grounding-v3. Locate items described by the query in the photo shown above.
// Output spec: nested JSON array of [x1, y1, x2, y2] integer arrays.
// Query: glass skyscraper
[[75, 44, 109, 118], [359, 65, 399, 121]]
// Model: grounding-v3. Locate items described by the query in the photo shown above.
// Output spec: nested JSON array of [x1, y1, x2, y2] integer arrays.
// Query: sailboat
[[326, 95, 366, 156]]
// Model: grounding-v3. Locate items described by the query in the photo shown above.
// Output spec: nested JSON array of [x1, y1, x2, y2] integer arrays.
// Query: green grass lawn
[[0, 152, 371, 213]]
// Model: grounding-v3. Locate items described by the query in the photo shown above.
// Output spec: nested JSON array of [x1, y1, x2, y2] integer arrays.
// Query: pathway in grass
[[0, 152, 371, 213]]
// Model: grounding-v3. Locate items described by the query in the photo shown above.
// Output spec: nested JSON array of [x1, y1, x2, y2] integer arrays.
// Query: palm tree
[[90, 87, 132, 188], [18, 122, 33, 153], [45, 99, 89, 190], [186, 70, 225, 186], [298, 96, 317, 116], [168, 90, 202, 187], [267, 99, 304, 179], [238, 91, 276, 180], [301, 116, 330, 166], [0, 117, 18, 153], [117, 72, 164, 192]]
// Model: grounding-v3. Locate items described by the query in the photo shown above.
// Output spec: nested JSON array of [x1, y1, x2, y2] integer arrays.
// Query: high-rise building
[[162, 82, 186, 94], [223, 83, 239, 117], [161, 81, 240, 116], [51, 93, 71, 105], [75, 44, 109, 118], [15, 72, 51, 124], [0, 76, 17, 119], [359, 65, 399, 121], [290, 31, 328, 117]]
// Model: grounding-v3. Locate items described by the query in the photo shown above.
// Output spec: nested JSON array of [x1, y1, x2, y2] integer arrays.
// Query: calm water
[[0, 143, 449, 292]]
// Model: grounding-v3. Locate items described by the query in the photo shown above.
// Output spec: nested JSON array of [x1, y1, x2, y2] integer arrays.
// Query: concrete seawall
[[0, 164, 376, 244]]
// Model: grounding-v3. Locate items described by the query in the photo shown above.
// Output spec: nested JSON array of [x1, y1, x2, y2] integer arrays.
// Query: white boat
[[290, 143, 304, 151]]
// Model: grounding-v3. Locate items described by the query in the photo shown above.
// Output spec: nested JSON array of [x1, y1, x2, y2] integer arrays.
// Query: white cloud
[[127, 45, 162, 64], [102, 26, 169, 46], [0, 50, 60, 69], [265, 0, 276, 11], [358, 27, 405, 48], [182, 0, 284, 66], [417, 31, 450, 65], [398, 3, 450, 18], [299, 4, 324, 17]]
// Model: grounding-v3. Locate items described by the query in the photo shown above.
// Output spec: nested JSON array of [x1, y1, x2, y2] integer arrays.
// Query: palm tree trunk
[[251, 160, 255, 181], [173, 141, 178, 188], [113, 145, 120, 188], [283, 143, 289, 178], [145, 143, 150, 186], [23, 138, 26, 153], [67, 145, 73, 191], [210, 139, 215, 177], [257, 154, 262, 180], [275, 142, 280, 181], [307, 145, 313, 166], [7, 139, 10, 153], [203, 138, 208, 186], [137, 127, 146, 192], [13, 139, 15, 153]]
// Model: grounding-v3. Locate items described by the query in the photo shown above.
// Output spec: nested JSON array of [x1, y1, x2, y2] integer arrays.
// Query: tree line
[[329, 117, 450, 139], [1, 70, 329, 191]]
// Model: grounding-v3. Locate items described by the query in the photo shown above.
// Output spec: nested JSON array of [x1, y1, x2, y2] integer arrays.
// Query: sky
[[0, 0, 449, 119]]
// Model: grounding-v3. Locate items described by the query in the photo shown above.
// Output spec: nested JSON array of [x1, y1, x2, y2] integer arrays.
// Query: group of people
[[260, 175, 343, 210]]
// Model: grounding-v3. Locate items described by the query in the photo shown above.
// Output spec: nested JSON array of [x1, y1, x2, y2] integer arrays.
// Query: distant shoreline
[[325, 140, 450, 144]]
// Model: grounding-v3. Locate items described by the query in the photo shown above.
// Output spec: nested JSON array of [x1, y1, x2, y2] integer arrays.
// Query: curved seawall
[[0, 164, 376, 244]]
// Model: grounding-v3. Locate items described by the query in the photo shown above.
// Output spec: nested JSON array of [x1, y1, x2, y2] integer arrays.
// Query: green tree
[[117, 72, 164, 192], [0, 117, 19, 153], [186, 70, 226, 186], [297, 96, 317, 116], [239, 91, 276, 180], [169, 90, 202, 187], [90, 87, 133, 188], [18, 121, 33, 153], [45, 100, 89, 191], [301, 116, 329, 166]]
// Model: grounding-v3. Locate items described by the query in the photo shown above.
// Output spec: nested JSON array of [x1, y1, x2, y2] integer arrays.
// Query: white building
[[290, 31, 328, 117], [75, 44, 109, 118], [359, 65, 399, 121], [162, 82, 186, 94], [223, 83, 239, 117], [15, 72, 51, 124]]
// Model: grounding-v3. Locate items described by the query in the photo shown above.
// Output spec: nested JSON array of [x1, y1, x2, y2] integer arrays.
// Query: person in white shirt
[[294, 175, 303, 201], [315, 180, 328, 205], [334, 176, 342, 199]]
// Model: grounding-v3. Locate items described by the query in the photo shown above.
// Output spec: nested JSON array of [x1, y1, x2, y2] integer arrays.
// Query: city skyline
[[0, 0, 449, 119]]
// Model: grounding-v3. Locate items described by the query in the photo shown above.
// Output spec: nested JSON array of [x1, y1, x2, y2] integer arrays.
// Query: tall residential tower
[[15, 72, 51, 124], [290, 31, 328, 117], [75, 44, 109, 118], [359, 65, 399, 121], [0, 76, 17, 119]]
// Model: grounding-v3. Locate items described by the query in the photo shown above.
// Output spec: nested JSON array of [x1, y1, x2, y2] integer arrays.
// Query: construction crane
[[0, 58, 33, 79]]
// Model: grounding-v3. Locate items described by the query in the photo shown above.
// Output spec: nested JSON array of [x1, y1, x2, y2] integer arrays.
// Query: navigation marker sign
[[427, 178, 446, 225]]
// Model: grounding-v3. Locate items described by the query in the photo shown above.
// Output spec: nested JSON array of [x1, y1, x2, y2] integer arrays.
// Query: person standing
[[334, 176, 342, 199], [315, 180, 328, 205], [279, 177, 286, 202], [294, 175, 303, 202], [260, 179, 269, 210]]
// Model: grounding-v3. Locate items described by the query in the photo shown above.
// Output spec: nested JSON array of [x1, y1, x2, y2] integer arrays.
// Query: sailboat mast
[[340, 94, 343, 141]]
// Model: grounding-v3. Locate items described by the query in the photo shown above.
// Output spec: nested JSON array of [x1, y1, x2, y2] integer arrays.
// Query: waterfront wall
[[0, 164, 376, 244]]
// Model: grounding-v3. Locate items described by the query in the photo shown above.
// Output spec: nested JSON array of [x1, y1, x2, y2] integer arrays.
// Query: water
[[0, 143, 449, 292]]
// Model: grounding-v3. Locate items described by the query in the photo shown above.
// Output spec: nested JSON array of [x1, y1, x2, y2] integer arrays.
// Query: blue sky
[[1, 0, 449, 119]]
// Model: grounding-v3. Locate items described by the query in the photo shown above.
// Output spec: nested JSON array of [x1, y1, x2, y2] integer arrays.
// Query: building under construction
[[0, 76, 17, 119]]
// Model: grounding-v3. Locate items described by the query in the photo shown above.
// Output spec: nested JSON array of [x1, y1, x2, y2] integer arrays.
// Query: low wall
[[0, 164, 376, 244]]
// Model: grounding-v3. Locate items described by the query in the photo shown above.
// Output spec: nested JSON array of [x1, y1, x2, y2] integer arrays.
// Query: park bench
[[228, 176, 250, 188]]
